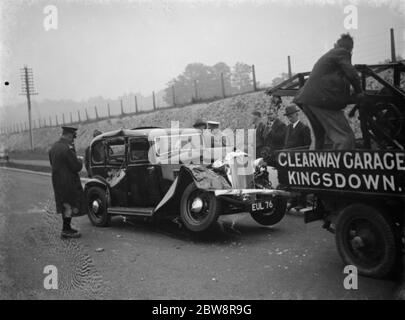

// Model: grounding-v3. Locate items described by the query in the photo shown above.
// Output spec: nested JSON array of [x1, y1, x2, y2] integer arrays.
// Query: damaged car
[[84, 127, 289, 233]]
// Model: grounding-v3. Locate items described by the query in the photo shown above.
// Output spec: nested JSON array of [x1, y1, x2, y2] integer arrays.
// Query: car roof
[[91, 127, 201, 145]]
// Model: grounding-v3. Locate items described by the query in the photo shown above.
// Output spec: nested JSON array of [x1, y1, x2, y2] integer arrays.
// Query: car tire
[[250, 195, 287, 226], [180, 182, 221, 232], [335, 203, 399, 278], [86, 186, 111, 227]]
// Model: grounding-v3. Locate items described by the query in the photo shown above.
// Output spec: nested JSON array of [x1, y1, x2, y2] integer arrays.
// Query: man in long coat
[[49, 126, 85, 238]]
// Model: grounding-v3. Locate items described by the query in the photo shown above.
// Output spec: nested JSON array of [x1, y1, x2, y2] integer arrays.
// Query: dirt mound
[[1, 91, 361, 154]]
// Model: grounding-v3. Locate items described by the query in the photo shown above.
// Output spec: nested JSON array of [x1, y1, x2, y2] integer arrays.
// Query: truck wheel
[[335, 203, 398, 278], [86, 186, 111, 227], [250, 196, 287, 226], [180, 182, 221, 232]]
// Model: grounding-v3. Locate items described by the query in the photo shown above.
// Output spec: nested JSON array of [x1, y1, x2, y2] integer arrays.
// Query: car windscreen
[[129, 138, 150, 162], [154, 133, 203, 156]]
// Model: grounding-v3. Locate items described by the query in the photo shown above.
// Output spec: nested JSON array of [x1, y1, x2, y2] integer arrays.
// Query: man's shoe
[[61, 229, 81, 239]]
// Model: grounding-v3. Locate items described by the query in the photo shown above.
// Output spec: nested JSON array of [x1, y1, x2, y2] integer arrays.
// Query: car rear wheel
[[335, 203, 399, 278], [250, 196, 287, 226], [180, 182, 221, 232], [86, 186, 111, 227]]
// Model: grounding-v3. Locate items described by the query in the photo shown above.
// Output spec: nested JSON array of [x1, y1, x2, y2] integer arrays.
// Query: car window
[[155, 133, 203, 156], [129, 138, 150, 162], [91, 141, 106, 164], [106, 137, 126, 165]]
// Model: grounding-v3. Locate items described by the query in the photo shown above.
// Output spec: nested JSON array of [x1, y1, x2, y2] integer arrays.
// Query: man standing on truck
[[49, 126, 85, 239], [294, 33, 364, 150]]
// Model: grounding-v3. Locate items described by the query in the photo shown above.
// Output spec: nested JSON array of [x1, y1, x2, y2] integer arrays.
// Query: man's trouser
[[302, 105, 355, 150], [61, 203, 80, 231]]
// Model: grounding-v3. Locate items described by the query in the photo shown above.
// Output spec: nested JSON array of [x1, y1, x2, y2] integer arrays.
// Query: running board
[[107, 207, 154, 216]]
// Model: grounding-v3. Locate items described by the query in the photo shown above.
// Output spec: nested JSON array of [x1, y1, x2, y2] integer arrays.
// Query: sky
[[0, 0, 404, 111]]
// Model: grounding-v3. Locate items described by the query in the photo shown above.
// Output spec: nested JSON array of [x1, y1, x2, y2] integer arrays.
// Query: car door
[[90, 139, 108, 179], [105, 136, 128, 207], [127, 137, 162, 207]]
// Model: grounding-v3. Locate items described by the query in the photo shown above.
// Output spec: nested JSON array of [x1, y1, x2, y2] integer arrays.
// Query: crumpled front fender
[[180, 164, 231, 190], [84, 176, 109, 191], [154, 164, 231, 213]]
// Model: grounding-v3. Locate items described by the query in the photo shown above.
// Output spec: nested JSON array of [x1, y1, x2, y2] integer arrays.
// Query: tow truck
[[266, 62, 405, 278]]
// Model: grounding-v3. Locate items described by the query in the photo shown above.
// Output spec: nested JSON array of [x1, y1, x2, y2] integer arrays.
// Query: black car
[[84, 127, 289, 233]]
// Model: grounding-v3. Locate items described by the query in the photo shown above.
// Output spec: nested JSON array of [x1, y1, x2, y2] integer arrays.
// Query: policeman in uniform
[[49, 126, 85, 238]]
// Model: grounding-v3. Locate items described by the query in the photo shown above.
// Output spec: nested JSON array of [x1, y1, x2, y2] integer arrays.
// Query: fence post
[[49, 116, 52, 127], [107, 103, 111, 118], [85, 108, 89, 121], [220, 73, 226, 98], [77, 110, 81, 123], [287, 55, 292, 78], [95, 106, 99, 119], [172, 85, 176, 107], [390, 28, 396, 62], [120, 99, 124, 115], [252, 65, 257, 91], [134, 96, 138, 113], [62, 114, 66, 125], [152, 91, 156, 110]]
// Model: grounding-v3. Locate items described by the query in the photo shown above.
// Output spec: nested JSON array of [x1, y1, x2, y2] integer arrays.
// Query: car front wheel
[[180, 182, 221, 232], [86, 186, 111, 227]]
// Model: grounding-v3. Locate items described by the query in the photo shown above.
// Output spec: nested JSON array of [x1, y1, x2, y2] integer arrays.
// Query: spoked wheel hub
[[345, 218, 384, 269]]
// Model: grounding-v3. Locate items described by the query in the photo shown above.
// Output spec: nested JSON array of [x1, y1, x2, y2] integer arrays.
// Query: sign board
[[275, 150, 405, 196]]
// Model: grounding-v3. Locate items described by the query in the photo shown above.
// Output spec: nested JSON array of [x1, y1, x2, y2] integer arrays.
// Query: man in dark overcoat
[[49, 126, 85, 238], [262, 108, 287, 165], [284, 105, 311, 150], [284, 105, 312, 213]]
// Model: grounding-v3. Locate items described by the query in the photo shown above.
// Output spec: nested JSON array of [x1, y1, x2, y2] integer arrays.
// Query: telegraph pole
[[20, 65, 38, 150]]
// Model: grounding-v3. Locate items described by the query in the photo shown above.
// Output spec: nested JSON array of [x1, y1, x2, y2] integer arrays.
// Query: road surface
[[0, 167, 399, 299]]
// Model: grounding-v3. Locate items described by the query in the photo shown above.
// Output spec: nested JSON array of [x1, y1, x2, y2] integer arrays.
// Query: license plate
[[250, 200, 273, 213]]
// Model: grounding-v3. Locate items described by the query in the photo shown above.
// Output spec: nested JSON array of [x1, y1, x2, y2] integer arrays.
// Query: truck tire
[[335, 203, 399, 278], [86, 186, 111, 227], [180, 182, 221, 232], [250, 196, 287, 226]]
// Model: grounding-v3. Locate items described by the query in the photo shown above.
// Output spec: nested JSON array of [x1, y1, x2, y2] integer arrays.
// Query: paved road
[[7, 159, 50, 167], [0, 167, 399, 299]]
